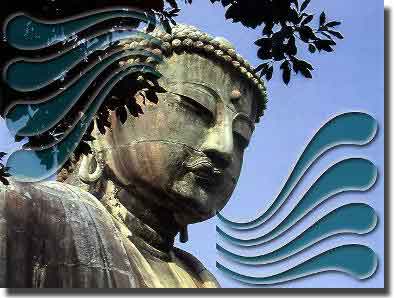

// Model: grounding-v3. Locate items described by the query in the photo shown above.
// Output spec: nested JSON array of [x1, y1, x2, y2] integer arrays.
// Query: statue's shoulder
[[0, 180, 121, 244], [0, 180, 141, 288], [0, 179, 112, 245], [0, 180, 105, 217]]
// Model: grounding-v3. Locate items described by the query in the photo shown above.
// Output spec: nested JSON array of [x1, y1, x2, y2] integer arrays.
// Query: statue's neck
[[101, 181, 180, 259]]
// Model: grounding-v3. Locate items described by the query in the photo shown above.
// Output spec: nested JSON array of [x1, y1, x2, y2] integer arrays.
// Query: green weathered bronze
[[0, 24, 266, 288]]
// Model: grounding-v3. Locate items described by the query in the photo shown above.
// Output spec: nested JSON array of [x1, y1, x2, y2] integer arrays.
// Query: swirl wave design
[[4, 8, 155, 50], [218, 112, 377, 230], [3, 8, 162, 182], [217, 245, 378, 285], [218, 158, 377, 246], [217, 203, 377, 264], [217, 112, 380, 285]]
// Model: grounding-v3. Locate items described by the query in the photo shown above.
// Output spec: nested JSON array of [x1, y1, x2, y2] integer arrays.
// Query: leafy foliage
[[207, 0, 344, 84], [0, 152, 10, 185]]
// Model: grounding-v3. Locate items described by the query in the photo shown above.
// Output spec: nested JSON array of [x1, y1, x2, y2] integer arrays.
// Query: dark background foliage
[[0, 0, 343, 184], [208, 0, 343, 84]]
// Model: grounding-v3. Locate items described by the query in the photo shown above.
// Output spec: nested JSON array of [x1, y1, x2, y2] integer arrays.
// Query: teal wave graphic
[[217, 158, 377, 246], [3, 8, 162, 182], [217, 203, 377, 265], [4, 9, 155, 50], [6, 64, 160, 182], [217, 245, 378, 285], [218, 112, 378, 231], [5, 49, 162, 137], [5, 30, 161, 92], [217, 113, 380, 285]]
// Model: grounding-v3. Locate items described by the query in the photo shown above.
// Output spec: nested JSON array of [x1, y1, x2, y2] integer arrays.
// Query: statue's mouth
[[185, 159, 224, 185]]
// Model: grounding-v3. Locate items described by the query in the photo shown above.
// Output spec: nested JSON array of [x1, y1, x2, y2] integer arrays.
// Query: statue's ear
[[78, 154, 104, 184]]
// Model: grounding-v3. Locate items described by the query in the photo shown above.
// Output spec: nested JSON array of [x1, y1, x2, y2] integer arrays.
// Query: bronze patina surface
[[0, 24, 266, 288]]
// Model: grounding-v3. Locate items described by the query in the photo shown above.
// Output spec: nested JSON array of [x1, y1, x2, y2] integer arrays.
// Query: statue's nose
[[200, 116, 233, 169]]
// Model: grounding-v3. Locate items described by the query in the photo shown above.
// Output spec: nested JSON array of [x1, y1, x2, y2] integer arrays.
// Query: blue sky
[[0, 0, 384, 289]]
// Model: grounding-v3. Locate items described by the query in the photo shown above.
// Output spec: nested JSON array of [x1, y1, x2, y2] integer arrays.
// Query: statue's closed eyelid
[[166, 86, 216, 116]]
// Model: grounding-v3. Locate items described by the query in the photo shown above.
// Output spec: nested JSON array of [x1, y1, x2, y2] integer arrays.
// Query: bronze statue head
[[69, 24, 267, 227]]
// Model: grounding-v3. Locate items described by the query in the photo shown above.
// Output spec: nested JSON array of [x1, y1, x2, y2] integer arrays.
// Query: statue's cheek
[[107, 140, 191, 188]]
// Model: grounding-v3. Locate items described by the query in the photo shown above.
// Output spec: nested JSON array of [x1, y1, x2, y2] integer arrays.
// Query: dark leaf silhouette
[[0, 152, 9, 185], [0, 152, 6, 160], [116, 106, 128, 124], [301, 14, 313, 26], [309, 44, 316, 53], [266, 66, 274, 81], [328, 30, 344, 39], [300, 0, 312, 12], [255, 63, 269, 73], [300, 67, 312, 78], [281, 61, 291, 85], [320, 11, 326, 26], [326, 21, 342, 27], [0, 177, 9, 186], [286, 36, 297, 56]]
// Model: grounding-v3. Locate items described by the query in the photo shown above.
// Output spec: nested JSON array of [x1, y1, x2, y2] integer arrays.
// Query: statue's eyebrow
[[187, 82, 221, 100], [162, 78, 220, 100]]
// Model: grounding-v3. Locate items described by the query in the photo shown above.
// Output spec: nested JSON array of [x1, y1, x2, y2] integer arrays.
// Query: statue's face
[[98, 53, 258, 225]]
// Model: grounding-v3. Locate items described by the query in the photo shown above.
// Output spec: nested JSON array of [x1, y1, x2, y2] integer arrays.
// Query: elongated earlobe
[[78, 154, 104, 184]]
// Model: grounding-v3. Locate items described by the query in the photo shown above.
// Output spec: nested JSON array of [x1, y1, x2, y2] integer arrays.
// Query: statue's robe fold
[[0, 181, 219, 288]]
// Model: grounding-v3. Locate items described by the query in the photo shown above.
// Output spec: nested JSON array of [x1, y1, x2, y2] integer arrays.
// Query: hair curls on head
[[119, 24, 267, 122]]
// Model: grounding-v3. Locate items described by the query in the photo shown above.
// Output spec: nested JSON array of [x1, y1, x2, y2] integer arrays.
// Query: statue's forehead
[[157, 53, 258, 119]]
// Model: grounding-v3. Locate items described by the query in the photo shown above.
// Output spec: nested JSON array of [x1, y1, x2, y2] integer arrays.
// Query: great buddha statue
[[0, 24, 266, 288]]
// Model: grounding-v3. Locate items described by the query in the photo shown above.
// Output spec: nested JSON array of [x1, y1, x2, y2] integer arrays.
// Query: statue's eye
[[170, 91, 215, 122], [164, 82, 217, 122], [233, 119, 252, 148], [178, 94, 214, 122]]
